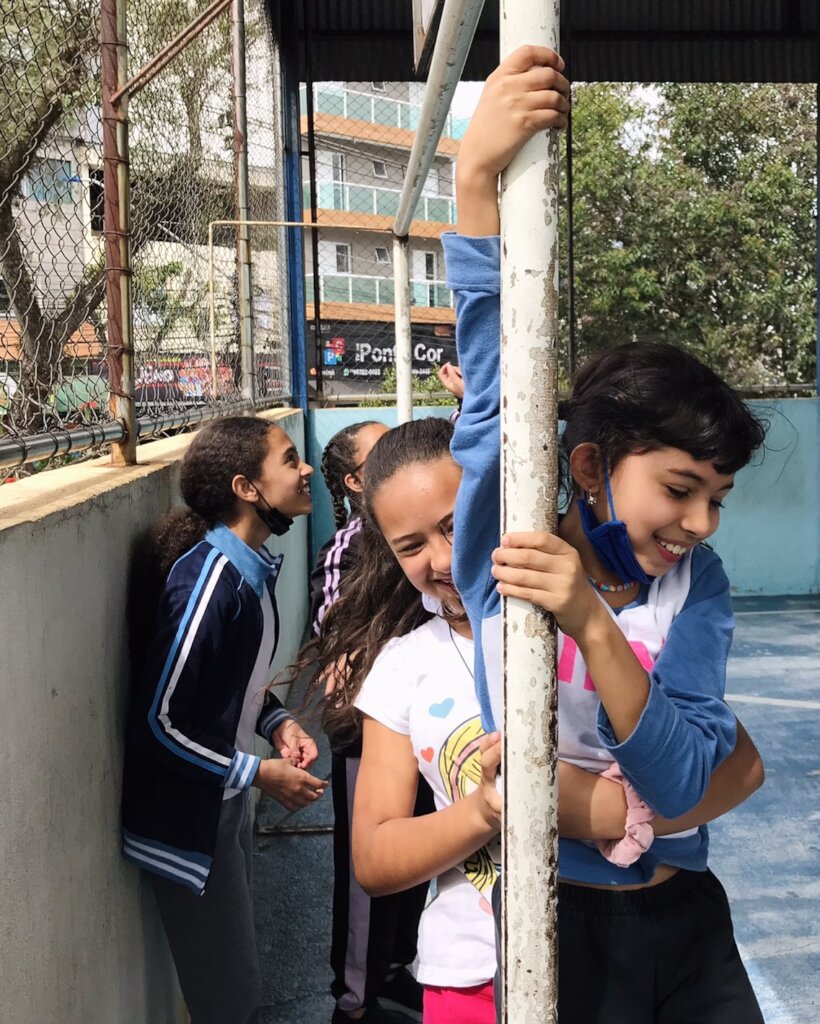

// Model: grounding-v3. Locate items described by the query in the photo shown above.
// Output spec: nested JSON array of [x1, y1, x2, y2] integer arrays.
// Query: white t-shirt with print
[[355, 614, 498, 989]]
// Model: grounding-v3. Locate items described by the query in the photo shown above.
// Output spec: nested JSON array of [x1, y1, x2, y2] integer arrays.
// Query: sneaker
[[379, 965, 423, 1020], [332, 1002, 416, 1024]]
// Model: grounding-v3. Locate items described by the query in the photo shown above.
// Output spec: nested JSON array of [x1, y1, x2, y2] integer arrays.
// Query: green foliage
[[359, 365, 456, 408], [561, 83, 817, 388]]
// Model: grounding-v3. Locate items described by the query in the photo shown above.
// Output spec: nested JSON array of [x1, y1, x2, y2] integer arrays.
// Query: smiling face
[[252, 426, 314, 519], [605, 447, 735, 577], [370, 455, 464, 615]]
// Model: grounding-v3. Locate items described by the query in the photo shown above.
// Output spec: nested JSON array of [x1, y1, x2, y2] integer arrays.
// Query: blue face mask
[[576, 467, 655, 586]]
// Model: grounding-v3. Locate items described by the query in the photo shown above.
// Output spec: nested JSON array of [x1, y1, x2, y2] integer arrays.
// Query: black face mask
[[252, 485, 292, 536]]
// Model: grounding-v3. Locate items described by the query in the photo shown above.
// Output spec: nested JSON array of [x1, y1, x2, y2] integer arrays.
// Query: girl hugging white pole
[[499, 1, 561, 1021]]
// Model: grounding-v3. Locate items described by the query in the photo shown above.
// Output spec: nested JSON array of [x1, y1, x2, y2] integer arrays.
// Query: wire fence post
[[101, 0, 137, 465], [499, 1, 561, 1021], [231, 0, 255, 403], [393, 235, 413, 423]]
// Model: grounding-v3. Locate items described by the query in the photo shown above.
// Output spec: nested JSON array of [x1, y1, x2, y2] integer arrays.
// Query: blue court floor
[[253, 599, 820, 1024]]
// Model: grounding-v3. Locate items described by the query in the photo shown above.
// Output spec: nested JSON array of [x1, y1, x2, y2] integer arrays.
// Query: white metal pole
[[393, 0, 486, 237], [393, 235, 413, 424], [392, 0, 486, 424], [499, 2, 561, 1022]]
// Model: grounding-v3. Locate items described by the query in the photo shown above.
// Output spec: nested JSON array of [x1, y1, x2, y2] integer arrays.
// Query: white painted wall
[[0, 409, 309, 1024]]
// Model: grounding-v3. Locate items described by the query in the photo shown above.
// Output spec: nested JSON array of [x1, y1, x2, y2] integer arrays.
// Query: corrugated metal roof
[[286, 0, 818, 83]]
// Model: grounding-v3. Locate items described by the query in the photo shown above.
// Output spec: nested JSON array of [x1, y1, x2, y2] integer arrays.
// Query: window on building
[[89, 168, 104, 233], [374, 246, 391, 264], [423, 167, 441, 197], [372, 160, 388, 178], [371, 82, 386, 92], [421, 251, 438, 306], [335, 243, 351, 274], [23, 159, 74, 204], [331, 152, 346, 183]]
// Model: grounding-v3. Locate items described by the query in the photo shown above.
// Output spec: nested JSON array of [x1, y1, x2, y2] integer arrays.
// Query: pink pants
[[423, 981, 495, 1024]]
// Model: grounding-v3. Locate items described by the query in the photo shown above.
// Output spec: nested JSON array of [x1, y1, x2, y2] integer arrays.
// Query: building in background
[[300, 80, 469, 393]]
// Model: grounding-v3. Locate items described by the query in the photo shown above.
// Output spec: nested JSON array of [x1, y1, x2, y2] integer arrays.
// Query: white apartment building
[[300, 80, 468, 390]]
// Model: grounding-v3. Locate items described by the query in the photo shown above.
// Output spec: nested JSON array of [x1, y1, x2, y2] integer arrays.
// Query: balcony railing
[[303, 181, 455, 224], [305, 272, 453, 309], [300, 84, 469, 140]]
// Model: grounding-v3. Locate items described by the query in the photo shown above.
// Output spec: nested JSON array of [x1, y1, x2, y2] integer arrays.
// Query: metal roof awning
[[281, 0, 818, 83]]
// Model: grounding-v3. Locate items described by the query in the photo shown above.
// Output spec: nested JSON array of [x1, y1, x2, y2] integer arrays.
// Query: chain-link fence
[[299, 80, 463, 398], [0, 0, 291, 477], [0, 0, 106, 441]]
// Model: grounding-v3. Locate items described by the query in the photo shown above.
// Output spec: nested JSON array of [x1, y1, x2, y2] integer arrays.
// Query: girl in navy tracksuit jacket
[[447, 47, 766, 1022], [122, 416, 325, 1024]]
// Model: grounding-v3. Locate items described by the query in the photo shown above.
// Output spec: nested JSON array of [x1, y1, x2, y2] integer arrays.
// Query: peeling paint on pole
[[499, 1, 561, 1021]]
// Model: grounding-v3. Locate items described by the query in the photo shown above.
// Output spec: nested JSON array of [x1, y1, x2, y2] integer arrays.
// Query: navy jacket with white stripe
[[121, 524, 292, 894]]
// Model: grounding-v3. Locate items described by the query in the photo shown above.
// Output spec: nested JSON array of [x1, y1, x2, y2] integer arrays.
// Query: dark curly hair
[[129, 417, 279, 658], [141, 416, 277, 583], [320, 420, 382, 528], [558, 342, 766, 501], [293, 417, 457, 741]]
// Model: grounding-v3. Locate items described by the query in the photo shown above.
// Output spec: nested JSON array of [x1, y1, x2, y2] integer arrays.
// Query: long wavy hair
[[296, 416, 457, 739]]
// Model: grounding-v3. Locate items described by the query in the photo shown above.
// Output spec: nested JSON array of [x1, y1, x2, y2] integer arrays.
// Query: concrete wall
[[0, 409, 309, 1024], [307, 399, 820, 597], [711, 398, 820, 596]]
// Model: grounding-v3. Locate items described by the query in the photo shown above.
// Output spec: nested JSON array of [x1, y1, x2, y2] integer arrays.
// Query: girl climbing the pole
[[308, 417, 763, 1024], [448, 44, 766, 1022], [121, 416, 326, 1024], [308, 418, 431, 1024]]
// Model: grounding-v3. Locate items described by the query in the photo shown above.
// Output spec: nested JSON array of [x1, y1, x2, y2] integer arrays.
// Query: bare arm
[[456, 45, 569, 238], [352, 717, 500, 897], [559, 717, 764, 840]]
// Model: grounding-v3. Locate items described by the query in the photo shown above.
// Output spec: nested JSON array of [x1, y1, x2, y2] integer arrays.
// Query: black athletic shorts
[[493, 869, 764, 1023]]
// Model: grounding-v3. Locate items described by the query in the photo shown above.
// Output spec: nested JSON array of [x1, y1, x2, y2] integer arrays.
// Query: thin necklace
[[587, 575, 637, 594], [448, 623, 475, 680]]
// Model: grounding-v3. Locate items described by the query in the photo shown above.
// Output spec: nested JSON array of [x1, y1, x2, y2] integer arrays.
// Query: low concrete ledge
[[0, 408, 301, 529]]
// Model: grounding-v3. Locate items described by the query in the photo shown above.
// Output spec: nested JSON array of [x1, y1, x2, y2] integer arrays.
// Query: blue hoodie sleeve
[[445, 232, 738, 817], [444, 232, 503, 733], [597, 546, 738, 818]]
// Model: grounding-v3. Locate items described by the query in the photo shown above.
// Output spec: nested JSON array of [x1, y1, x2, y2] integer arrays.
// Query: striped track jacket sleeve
[[135, 548, 258, 790]]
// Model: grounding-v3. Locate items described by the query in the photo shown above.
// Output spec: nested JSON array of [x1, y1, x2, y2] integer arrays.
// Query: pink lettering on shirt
[[557, 637, 656, 692]]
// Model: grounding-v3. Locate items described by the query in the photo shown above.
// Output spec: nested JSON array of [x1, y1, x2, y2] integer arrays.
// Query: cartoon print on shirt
[[437, 715, 500, 895]]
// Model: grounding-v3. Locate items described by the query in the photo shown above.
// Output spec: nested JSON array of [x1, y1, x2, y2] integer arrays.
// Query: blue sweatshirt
[[444, 232, 737, 885]]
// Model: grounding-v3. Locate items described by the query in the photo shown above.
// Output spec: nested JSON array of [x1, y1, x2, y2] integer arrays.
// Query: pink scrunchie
[[596, 763, 655, 868]]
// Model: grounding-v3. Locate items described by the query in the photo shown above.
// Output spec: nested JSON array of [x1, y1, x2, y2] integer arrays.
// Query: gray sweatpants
[[150, 792, 262, 1024]]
